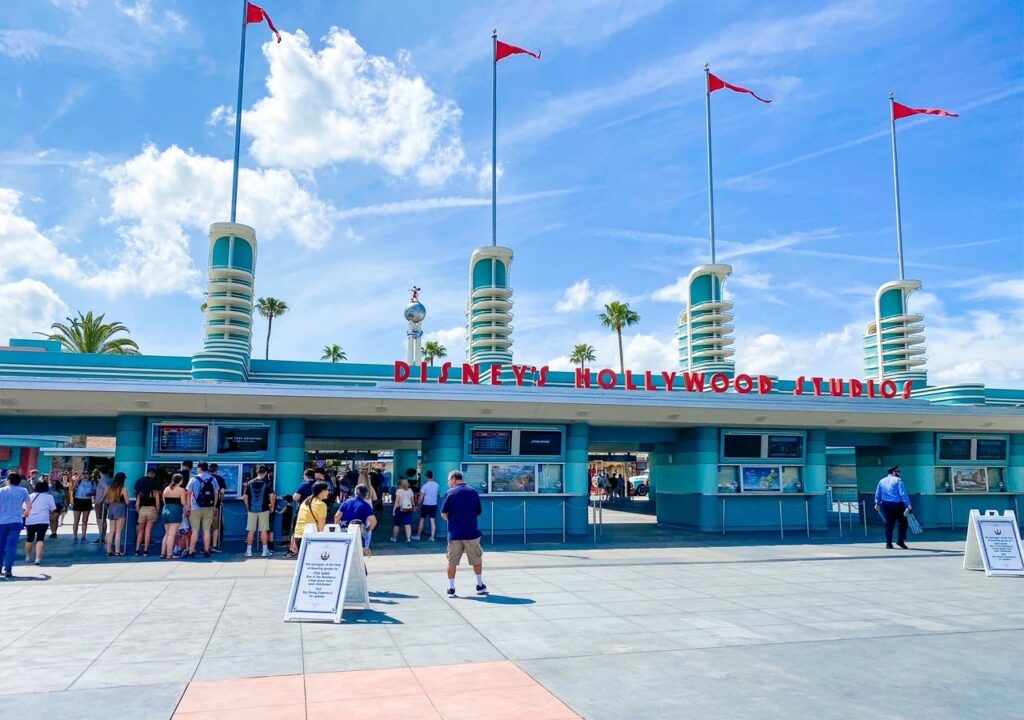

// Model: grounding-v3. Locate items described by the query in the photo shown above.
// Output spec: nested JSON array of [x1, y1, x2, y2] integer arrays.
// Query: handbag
[[907, 512, 923, 535]]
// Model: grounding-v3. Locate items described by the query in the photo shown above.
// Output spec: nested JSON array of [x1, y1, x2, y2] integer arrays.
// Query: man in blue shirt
[[336, 484, 377, 556], [0, 472, 32, 579], [440, 470, 486, 597], [874, 466, 912, 549]]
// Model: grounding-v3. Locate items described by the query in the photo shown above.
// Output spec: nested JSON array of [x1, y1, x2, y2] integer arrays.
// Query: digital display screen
[[217, 426, 270, 454], [723, 434, 762, 459], [976, 439, 1007, 461], [939, 437, 972, 461], [519, 430, 562, 456], [490, 463, 536, 493], [767, 435, 803, 459], [154, 425, 208, 455], [471, 429, 512, 455]]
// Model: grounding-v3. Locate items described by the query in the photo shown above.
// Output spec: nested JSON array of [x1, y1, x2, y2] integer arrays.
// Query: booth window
[[719, 465, 803, 493], [722, 432, 805, 461], [935, 466, 1005, 493], [723, 433, 761, 459], [461, 462, 566, 494], [938, 435, 1007, 463]]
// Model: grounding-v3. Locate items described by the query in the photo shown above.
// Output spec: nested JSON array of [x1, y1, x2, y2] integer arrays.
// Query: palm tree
[[321, 343, 347, 363], [256, 297, 288, 360], [40, 311, 140, 355], [597, 301, 640, 375], [422, 340, 447, 366], [569, 343, 596, 370]]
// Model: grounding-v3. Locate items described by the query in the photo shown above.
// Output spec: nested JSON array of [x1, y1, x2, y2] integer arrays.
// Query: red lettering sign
[[389, 362, 912, 400]]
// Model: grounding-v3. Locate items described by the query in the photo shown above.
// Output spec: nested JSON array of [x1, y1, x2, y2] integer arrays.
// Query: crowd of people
[[0, 461, 451, 572]]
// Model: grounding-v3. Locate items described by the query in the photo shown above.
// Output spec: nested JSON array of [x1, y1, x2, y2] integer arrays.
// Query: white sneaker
[[389, 537, 396, 543], [412, 535, 421, 541], [261, 549, 272, 557], [244, 548, 253, 557]]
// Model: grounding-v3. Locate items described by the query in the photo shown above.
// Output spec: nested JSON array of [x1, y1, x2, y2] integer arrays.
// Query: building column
[[422, 421, 462, 484], [276, 419, 306, 495], [393, 449, 419, 484], [114, 416, 146, 487], [804, 429, 828, 530], [653, 427, 717, 529], [1008, 434, 1024, 494], [885, 431, 936, 527], [564, 424, 589, 536]]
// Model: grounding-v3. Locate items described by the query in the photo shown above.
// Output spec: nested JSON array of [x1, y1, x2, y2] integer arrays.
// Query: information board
[[154, 424, 209, 455], [217, 425, 270, 453], [519, 430, 562, 456], [284, 525, 369, 623], [963, 509, 1024, 577], [471, 429, 512, 455]]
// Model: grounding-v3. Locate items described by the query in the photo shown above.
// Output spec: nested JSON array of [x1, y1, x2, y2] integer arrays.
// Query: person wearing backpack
[[243, 465, 276, 558], [185, 462, 218, 559]]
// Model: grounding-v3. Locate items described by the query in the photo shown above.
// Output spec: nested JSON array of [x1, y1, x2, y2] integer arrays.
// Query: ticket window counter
[[927, 434, 1015, 530], [142, 461, 279, 541]]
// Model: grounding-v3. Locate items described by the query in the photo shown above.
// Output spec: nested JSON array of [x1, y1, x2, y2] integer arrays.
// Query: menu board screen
[[217, 426, 270, 453], [471, 429, 512, 455], [154, 425, 208, 455], [519, 430, 562, 456]]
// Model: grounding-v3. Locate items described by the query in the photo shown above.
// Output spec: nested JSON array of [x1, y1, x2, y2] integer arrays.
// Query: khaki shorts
[[190, 507, 214, 533], [212, 507, 222, 531], [137, 506, 158, 524], [446, 537, 483, 566], [246, 511, 271, 533]]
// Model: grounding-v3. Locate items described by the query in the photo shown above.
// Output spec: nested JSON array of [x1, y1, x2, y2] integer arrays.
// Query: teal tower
[[466, 246, 514, 365], [676, 263, 736, 376], [863, 279, 927, 386], [191, 222, 258, 381]]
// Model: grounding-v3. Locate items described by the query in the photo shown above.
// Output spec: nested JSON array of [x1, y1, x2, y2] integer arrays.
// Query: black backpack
[[196, 476, 217, 508]]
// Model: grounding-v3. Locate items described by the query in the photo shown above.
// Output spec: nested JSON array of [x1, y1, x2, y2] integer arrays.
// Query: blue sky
[[1, 0, 1022, 386]]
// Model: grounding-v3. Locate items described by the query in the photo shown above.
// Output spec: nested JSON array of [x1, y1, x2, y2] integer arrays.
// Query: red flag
[[708, 72, 771, 104], [892, 101, 958, 120], [495, 39, 541, 62], [246, 2, 281, 43]]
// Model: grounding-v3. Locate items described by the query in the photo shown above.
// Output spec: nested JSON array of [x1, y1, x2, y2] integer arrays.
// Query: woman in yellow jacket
[[290, 480, 329, 556]]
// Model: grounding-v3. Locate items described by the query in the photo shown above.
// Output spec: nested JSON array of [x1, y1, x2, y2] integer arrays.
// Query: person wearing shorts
[[134, 469, 161, 556], [185, 463, 218, 558], [243, 465, 275, 558], [440, 470, 486, 598], [415, 471, 440, 541], [25, 480, 56, 566]]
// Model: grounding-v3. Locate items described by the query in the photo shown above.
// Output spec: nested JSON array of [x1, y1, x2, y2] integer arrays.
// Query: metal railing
[[719, 495, 812, 538]]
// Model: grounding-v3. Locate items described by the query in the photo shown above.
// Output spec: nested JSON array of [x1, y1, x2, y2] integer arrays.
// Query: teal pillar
[[654, 427, 717, 528], [422, 421, 462, 485], [805, 430, 827, 494], [393, 448, 419, 484], [1008, 434, 1024, 493], [276, 419, 306, 495], [114, 415, 146, 490], [565, 424, 589, 494]]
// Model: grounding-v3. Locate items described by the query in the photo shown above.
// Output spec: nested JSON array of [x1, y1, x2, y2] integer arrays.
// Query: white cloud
[[477, 159, 504, 193], [244, 28, 466, 184], [735, 322, 865, 379], [0, 188, 81, 283], [98, 144, 336, 295], [206, 104, 235, 129], [651, 277, 688, 304], [545, 330, 676, 372], [424, 325, 466, 364], [555, 279, 621, 312], [970, 279, 1024, 303], [0, 278, 69, 341]]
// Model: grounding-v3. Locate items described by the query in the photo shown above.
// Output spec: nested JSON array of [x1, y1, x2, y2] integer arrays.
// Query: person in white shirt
[[390, 478, 416, 544], [414, 471, 440, 541], [25, 480, 57, 566]]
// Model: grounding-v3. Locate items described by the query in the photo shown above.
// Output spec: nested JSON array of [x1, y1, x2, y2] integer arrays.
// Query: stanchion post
[[562, 498, 566, 544], [490, 502, 495, 545], [862, 500, 867, 536], [522, 501, 526, 545], [838, 498, 843, 538], [779, 500, 784, 539], [949, 495, 955, 531], [592, 499, 597, 543], [805, 497, 810, 538], [721, 496, 726, 536]]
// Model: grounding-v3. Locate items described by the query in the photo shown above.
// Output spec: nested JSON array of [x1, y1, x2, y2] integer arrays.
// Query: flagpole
[[704, 63, 716, 265], [889, 91, 905, 280], [491, 29, 498, 248], [230, 0, 248, 224]]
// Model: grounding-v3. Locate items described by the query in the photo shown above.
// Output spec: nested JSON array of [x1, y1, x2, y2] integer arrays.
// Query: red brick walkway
[[173, 661, 581, 719]]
